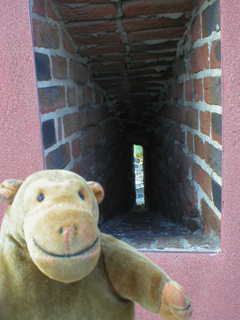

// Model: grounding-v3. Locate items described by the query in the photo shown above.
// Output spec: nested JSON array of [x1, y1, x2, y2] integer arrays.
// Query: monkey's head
[[0, 170, 104, 283]]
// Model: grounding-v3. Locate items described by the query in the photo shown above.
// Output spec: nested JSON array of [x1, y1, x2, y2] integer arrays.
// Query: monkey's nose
[[59, 226, 78, 252]]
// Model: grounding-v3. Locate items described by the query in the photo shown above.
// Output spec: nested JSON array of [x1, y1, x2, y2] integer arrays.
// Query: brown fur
[[0, 170, 192, 320]]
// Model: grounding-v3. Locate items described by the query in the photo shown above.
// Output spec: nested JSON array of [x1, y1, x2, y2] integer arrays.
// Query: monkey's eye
[[37, 193, 44, 202], [78, 192, 85, 200]]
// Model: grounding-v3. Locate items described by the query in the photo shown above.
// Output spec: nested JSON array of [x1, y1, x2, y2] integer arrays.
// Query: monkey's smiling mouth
[[33, 237, 99, 258]]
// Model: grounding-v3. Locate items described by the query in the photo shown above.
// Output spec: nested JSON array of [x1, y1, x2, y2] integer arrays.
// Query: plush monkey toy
[[0, 170, 192, 320]]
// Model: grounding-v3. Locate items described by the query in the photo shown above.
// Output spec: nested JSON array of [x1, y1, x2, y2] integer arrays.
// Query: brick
[[91, 54, 125, 64], [187, 131, 193, 153], [200, 111, 210, 136], [171, 123, 185, 144], [163, 105, 184, 123], [32, 19, 59, 49], [63, 31, 75, 56], [80, 126, 102, 152], [122, 0, 195, 17], [194, 135, 205, 159], [184, 107, 198, 130], [191, 15, 201, 43], [210, 40, 221, 69], [202, 1, 220, 38], [67, 20, 116, 36], [72, 138, 81, 159], [46, 0, 58, 21], [78, 87, 85, 107], [212, 113, 222, 144], [34, 52, 51, 81], [46, 143, 71, 169], [122, 15, 188, 32], [70, 60, 88, 83], [171, 80, 183, 100], [79, 45, 125, 57], [67, 87, 77, 108], [91, 62, 125, 73], [63, 113, 84, 137], [74, 33, 122, 46], [201, 198, 221, 237], [58, 4, 117, 22], [173, 57, 186, 77], [189, 43, 209, 73], [51, 55, 67, 79], [41, 119, 56, 149], [85, 87, 93, 105], [185, 80, 193, 101], [203, 77, 221, 105], [99, 105, 109, 121], [57, 117, 62, 140], [193, 79, 203, 102], [193, 162, 212, 199], [132, 41, 178, 53], [38, 86, 65, 114], [85, 109, 99, 126], [205, 143, 222, 177], [32, 0, 45, 16], [212, 179, 221, 212], [128, 26, 186, 42]]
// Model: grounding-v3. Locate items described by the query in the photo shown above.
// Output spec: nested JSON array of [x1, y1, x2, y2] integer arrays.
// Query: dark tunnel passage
[[32, 0, 222, 250]]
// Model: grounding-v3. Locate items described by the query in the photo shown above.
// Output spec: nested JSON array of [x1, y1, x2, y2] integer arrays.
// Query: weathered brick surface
[[189, 44, 209, 73], [57, 117, 62, 141], [122, 0, 195, 17], [191, 16, 201, 43], [58, 4, 117, 22], [32, 0, 45, 16], [63, 113, 84, 138], [46, 0, 58, 21], [210, 41, 221, 69], [203, 77, 222, 105], [200, 111, 210, 136], [194, 135, 205, 159], [38, 86, 66, 114], [205, 143, 222, 177], [74, 33, 122, 46], [42, 119, 56, 149], [192, 163, 212, 199], [70, 60, 88, 83], [201, 198, 221, 237], [67, 88, 77, 108], [52, 55, 67, 79], [184, 107, 198, 130], [202, 1, 220, 38], [62, 31, 75, 56], [46, 143, 71, 169], [128, 26, 186, 42], [67, 20, 116, 36], [193, 79, 203, 102], [32, 19, 59, 49], [212, 113, 222, 144], [122, 16, 188, 32], [35, 52, 51, 81]]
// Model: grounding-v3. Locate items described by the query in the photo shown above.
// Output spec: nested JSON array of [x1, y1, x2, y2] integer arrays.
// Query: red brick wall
[[145, 0, 221, 235], [30, 0, 135, 222]]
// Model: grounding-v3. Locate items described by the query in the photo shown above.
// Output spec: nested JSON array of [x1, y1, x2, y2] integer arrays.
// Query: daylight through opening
[[134, 145, 145, 206]]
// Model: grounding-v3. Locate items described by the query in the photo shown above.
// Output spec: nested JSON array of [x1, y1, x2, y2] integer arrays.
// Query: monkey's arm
[[101, 233, 192, 320]]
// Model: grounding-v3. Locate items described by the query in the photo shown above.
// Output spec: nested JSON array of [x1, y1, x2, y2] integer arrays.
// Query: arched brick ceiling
[[53, 0, 196, 129]]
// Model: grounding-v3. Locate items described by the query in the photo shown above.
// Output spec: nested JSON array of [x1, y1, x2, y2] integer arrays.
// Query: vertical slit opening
[[134, 145, 145, 206]]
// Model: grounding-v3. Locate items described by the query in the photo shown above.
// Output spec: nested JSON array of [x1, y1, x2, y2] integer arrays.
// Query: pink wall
[[0, 0, 240, 319], [0, 0, 44, 214]]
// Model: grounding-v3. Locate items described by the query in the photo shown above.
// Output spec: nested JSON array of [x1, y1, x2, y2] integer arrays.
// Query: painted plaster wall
[[0, 0, 44, 217]]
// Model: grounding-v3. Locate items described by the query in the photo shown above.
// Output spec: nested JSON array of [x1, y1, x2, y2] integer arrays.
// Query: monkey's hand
[[159, 281, 192, 320]]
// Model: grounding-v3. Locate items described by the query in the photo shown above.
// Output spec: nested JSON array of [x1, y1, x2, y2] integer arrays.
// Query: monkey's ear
[[0, 179, 23, 204], [87, 182, 105, 204]]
